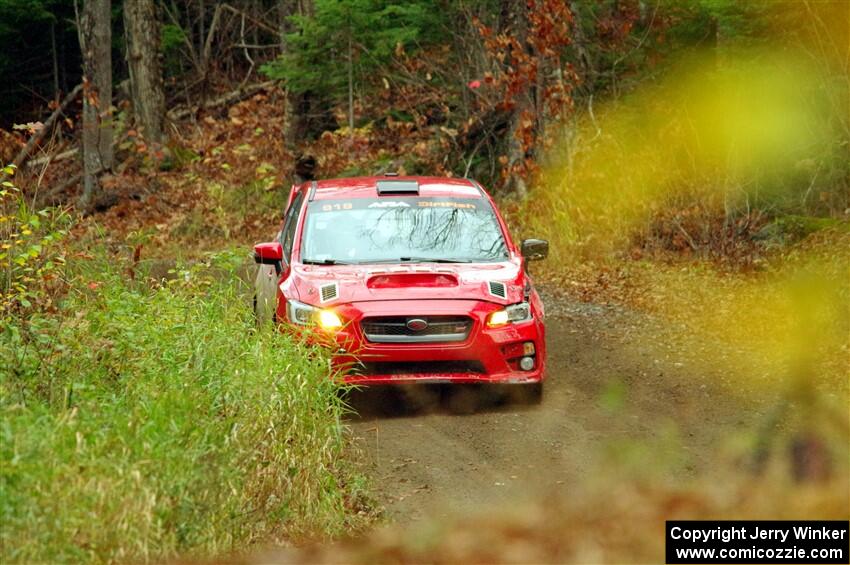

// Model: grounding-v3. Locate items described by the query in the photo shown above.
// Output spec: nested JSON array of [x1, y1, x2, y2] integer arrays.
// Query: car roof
[[309, 176, 485, 200]]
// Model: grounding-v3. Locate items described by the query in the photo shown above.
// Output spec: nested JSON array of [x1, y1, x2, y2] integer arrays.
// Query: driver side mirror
[[521, 239, 549, 261], [254, 242, 283, 274]]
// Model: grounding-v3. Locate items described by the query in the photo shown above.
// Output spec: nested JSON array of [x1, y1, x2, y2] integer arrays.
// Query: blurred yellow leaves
[[523, 35, 849, 402], [531, 50, 845, 261]]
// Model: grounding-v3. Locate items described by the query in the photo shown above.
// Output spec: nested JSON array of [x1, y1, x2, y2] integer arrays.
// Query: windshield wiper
[[301, 258, 355, 265], [398, 257, 472, 263]]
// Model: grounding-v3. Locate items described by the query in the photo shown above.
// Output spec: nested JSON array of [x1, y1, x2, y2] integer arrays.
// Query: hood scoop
[[319, 282, 339, 303], [488, 280, 507, 299], [367, 272, 459, 289]]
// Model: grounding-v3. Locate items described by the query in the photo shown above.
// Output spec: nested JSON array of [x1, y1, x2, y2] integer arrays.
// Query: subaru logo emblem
[[406, 318, 428, 332]]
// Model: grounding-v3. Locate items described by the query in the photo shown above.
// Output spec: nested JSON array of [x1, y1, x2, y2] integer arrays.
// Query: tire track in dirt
[[346, 289, 761, 523]]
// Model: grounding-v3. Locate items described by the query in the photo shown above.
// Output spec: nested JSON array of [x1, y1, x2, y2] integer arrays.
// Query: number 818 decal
[[321, 202, 353, 211]]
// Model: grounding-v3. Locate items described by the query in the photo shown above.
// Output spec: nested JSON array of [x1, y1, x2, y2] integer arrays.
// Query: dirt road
[[346, 288, 761, 523]]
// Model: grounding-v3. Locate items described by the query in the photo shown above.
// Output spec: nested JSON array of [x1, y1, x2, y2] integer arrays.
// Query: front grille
[[361, 315, 472, 343], [354, 360, 485, 375]]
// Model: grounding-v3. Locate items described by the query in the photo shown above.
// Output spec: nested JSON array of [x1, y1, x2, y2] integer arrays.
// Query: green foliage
[[0, 0, 54, 40], [160, 22, 186, 52], [694, 0, 769, 44], [758, 215, 850, 247], [0, 165, 71, 317], [565, 0, 775, 97], [161, 23, 188, 78], [1, 252, 369, 563], [262, 0, 441, 101]]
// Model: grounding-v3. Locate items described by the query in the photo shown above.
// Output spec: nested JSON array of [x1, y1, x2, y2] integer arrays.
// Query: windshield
[[300, 197, 509, 264]]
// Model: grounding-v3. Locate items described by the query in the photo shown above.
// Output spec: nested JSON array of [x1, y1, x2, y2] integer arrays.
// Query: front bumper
[[301, 299, 546, 385]]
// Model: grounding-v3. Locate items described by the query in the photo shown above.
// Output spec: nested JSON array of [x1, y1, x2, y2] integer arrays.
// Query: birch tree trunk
[[79, 0, 113, 210], [124, 0, 165, 144]]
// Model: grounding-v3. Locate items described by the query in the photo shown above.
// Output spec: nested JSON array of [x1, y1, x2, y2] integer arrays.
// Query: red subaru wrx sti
[[253, 175, 549, 396]]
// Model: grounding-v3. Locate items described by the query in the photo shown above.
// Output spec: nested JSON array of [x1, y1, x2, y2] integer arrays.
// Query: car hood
[[289, 260, 526, 306]]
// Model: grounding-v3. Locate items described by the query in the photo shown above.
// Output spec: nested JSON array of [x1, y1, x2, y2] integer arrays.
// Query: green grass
[[0, 252, 370, 563]]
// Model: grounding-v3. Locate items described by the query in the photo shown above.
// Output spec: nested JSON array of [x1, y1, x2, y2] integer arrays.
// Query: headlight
[[317, 309, 343, 329], [487, 302, 532, 327], [286, 299, 343, 329]]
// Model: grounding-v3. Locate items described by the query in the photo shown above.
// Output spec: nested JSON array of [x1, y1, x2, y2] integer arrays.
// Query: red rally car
[[253, 175, 549, 396]]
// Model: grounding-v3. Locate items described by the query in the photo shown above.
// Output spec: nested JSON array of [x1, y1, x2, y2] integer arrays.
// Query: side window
[[281, 192, 304, 264]]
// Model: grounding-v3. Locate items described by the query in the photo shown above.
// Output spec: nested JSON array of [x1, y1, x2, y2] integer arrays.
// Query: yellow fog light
[[318, 310, 343, 329], [487, 309, 510, 327]]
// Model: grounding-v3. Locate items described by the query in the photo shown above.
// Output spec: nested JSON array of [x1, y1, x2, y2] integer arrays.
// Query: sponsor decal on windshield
[[367, 201, 411, 208], [312, 197, 481, 212], [417, 201, 476, 209]]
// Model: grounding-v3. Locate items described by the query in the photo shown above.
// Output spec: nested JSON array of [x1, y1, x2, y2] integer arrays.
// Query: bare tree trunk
[[300, 0, 314, 18], [124, 0, 165, 144], [276, 0, 289, 48], [51, 22, 60, 100], [283, 0, 315, 154], [501, 0, 530, 199], [568, 2, 594, 87], [78, 0, 113, 210], [252, 0, 259, 47], [504, 111, 529, 198], [198, 0, 206, 62]]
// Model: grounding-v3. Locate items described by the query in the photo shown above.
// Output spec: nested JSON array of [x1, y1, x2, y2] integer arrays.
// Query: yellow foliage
[[526, 51, 847, 262]]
